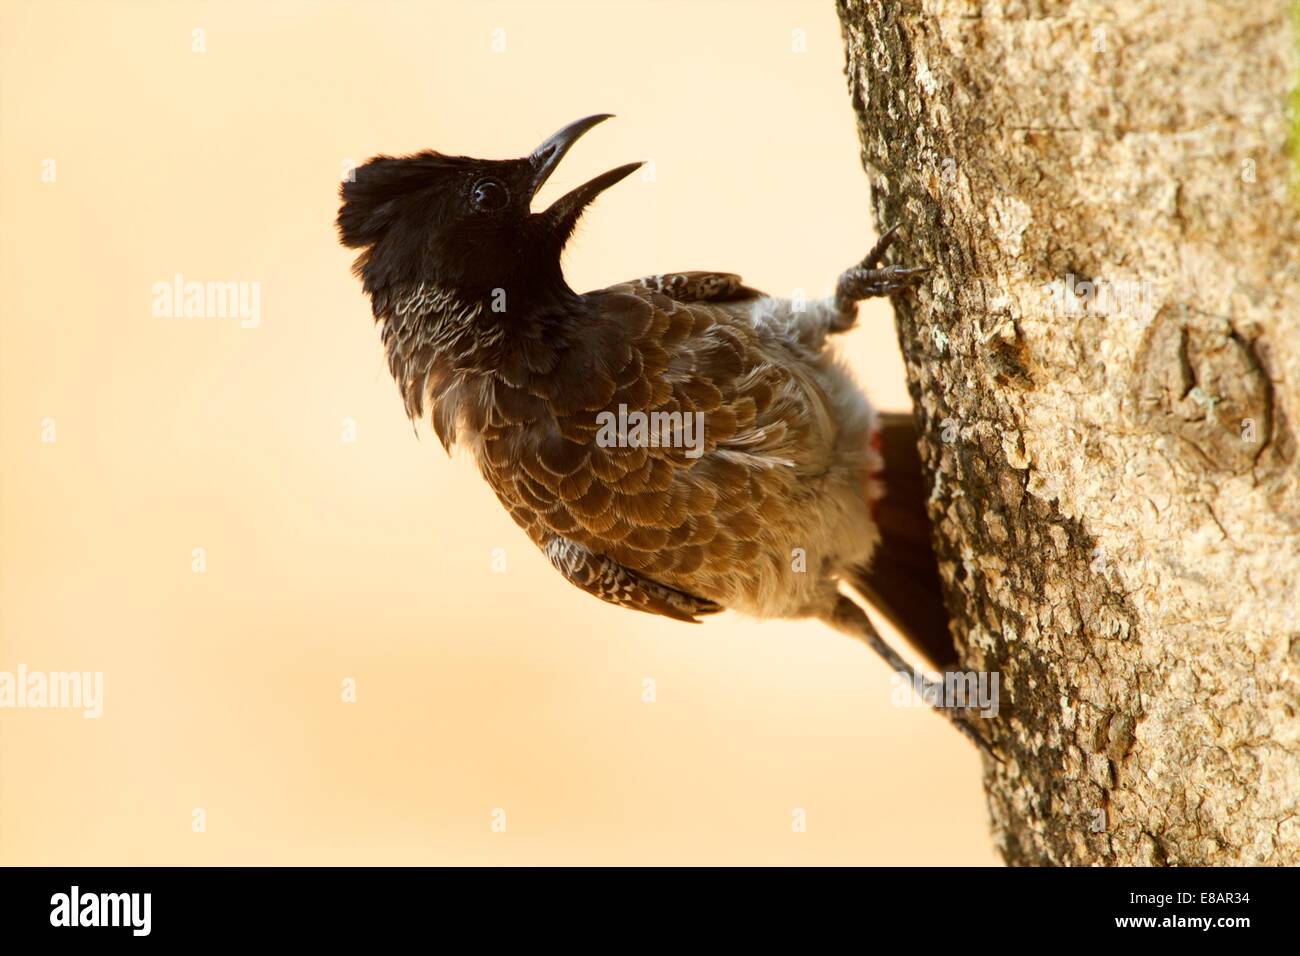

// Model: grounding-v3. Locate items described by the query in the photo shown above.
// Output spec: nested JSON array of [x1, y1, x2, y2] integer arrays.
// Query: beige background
[[0, 0, 996, 865]]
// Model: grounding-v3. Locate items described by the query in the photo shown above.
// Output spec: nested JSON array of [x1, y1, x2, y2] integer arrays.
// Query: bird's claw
[[840, 263, 928, 299], [836, 263, 928, 309], [861, 223, 901, 270], [834, 225, 928, 315]]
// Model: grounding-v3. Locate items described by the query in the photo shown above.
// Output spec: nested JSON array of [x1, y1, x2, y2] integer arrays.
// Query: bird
[[337, 114, 997, 757]]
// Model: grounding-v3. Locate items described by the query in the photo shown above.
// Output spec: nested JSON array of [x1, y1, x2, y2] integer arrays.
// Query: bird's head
[[337, 114, 641, 307]]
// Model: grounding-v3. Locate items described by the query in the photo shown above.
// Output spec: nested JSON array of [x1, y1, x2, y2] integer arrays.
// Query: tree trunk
[[837, 0, 1300, 866]]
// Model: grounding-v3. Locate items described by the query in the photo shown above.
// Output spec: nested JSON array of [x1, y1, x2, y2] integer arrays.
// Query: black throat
[[372, 274, 587, 427]]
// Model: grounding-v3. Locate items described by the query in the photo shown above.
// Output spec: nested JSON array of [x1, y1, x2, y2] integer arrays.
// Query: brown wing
[[472, 278, 830, 618], [632, 271, 766, 303], [544, 537, 722, 622], [846, 412, 957, 668]]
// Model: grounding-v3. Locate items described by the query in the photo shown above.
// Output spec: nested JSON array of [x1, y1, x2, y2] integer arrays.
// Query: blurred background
[[0, 0, 996, 865]]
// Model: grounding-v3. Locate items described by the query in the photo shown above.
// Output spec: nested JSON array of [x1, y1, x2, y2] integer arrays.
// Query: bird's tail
[[845, 411, 957, 670]]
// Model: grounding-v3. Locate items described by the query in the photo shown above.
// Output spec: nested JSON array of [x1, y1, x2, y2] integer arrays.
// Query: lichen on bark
[[837, 0, 1300, 865]]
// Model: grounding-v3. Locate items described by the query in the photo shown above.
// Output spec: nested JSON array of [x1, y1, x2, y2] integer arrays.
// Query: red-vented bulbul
[[337, 115, 996, 756]]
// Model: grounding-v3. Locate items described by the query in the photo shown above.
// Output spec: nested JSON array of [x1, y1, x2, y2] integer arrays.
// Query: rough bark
[[837, 0, 1300, 865]]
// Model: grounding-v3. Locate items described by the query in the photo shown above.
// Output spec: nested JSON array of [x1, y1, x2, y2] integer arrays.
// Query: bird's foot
[[831, 225, 928, 330], [825, 595, 1003, 762]]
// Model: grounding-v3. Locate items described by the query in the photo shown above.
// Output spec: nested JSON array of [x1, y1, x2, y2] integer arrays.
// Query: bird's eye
[[470, 179, 509, 212]]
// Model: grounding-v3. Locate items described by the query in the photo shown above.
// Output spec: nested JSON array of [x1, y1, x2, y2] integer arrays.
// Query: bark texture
[[837, 0, 1300, 865]]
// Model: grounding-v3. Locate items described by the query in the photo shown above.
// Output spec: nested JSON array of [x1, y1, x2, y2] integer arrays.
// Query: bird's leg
[[830, 225, 929, 332], [824, 594, 1002, 761]]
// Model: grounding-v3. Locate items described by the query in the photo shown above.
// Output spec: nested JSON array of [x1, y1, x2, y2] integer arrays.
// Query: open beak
[[528, 114, 643, 228]]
